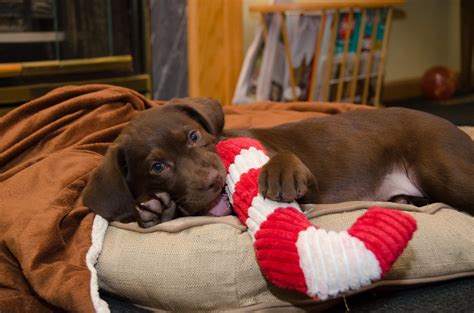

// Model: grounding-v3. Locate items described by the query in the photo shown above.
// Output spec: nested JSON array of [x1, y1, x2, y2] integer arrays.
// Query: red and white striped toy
[[216, 138, 417, 301]]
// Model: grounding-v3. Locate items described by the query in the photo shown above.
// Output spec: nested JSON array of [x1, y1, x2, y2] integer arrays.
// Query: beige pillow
[[96, 201, 474, 312]]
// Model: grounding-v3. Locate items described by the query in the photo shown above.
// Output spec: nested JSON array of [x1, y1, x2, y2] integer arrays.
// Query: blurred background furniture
[[187, 0, 243, 107], [246, 0, 404, 106], [0, 0, 151, 114], [1, 0, 472, 121]]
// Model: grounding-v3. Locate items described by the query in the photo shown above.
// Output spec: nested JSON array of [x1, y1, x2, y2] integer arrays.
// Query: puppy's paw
[[135, 192, 177, 228], [258, 151, 317, 203]]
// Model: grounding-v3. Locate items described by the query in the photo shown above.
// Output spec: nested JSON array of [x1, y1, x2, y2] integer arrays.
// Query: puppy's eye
[[188, 130, 201, 144], [151, 161, 165, 173]]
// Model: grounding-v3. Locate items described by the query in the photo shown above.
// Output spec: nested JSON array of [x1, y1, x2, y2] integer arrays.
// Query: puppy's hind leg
[[415, 133, 474, 215]]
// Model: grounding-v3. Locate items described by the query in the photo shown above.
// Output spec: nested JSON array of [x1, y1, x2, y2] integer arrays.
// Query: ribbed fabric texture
[[348, 208, 418, 274], [215, 138, 417, 300]]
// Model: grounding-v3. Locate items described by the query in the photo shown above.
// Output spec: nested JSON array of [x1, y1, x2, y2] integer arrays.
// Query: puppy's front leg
[[258, 151, 318, 203], [135, 192, 177, 228]]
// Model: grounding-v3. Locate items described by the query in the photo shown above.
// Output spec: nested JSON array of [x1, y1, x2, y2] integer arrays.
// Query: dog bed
[[0, 85, 472, 312], [97, 202, 474, 312]]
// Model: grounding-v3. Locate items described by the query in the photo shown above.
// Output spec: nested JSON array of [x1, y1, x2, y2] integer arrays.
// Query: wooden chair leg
[[336, 10, 354, 102], [322, 10, 340, 101], [307, 12, 327, 101], [374, 8, 393, 107], [349, 9, 367, 103], [362, 9, 380, 105], [280, 12, 298, 101]]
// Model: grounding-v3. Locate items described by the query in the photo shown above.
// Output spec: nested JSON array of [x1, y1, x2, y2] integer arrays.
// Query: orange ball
[[421, 66, 457, 101]]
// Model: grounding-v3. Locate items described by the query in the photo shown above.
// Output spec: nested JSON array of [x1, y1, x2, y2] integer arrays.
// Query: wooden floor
[[385, 91, 474, 126]]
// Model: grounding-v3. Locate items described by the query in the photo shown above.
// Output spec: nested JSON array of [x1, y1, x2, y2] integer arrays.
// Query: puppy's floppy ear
[[83, 144, 135, 222], [167, 97, 224, 136]]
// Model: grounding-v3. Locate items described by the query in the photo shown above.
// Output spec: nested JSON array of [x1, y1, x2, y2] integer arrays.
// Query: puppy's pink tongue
[[207, 194, 231, 217]]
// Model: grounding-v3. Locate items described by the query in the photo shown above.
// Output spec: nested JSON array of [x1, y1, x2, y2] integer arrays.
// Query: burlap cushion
[[96, 202, 474, 312]]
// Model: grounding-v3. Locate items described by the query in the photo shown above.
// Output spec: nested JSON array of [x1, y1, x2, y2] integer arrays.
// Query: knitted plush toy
[[215, 137, 417, 301]]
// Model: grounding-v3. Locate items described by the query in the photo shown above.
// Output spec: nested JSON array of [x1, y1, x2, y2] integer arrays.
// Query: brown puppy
[[83, 98, 474, 227], [83, 98, 227, 227]]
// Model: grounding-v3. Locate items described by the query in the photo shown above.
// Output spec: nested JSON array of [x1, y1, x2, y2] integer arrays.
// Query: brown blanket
[[0, 85, 369, 312]]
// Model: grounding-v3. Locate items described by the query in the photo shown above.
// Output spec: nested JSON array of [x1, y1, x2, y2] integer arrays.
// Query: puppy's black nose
[[205, 170, 223, 192]]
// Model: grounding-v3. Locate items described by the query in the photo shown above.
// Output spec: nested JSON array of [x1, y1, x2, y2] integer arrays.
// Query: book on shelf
[[232, 26, 265, 104], [256, 10, 286, 101], [280, 13, 321, 101], [233, 0, 292, 104]]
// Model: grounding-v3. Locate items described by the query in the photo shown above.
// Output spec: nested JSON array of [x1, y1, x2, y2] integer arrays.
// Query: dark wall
[[150, 0, 188, 100]]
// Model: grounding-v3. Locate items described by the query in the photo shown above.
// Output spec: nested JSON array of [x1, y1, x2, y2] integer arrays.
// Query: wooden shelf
[[0, 31, 65, 43], [0, 55, 133, 78], [0, 74, 150, 104]]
